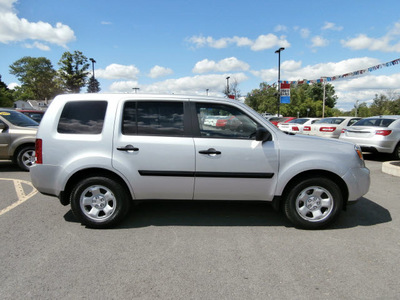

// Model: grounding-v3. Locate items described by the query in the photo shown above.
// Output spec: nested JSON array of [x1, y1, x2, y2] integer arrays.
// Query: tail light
[[320, 127, 336, 132], [35, 139, 42, 164], [292, 126, 299, 131], [375, 130, 392, 136], [303, 126, 311, 131]]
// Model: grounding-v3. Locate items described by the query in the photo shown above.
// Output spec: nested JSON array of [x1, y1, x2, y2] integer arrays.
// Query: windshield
[[353, 118, 395, 127], [0, 110, 39, 127]]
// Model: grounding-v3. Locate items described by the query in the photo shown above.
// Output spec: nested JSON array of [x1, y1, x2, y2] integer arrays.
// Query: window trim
[[121, 100, 193, 137], [190, 101, 262, 140]]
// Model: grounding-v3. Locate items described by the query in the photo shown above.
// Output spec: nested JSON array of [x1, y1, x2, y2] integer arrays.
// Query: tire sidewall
[[70, 177, 130, 228], [284, 177, 343, 229], [16, 145, 35, 171]]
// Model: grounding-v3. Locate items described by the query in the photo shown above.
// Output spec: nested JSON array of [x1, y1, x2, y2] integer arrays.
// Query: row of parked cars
[[272, 115, 400, 159]]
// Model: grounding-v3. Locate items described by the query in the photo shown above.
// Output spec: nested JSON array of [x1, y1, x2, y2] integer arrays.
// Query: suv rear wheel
[[70, 177, 130, 228], [284, 177, 343, 229]]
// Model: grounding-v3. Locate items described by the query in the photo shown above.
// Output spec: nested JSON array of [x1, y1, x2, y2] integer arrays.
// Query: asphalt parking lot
[[0, 155, 399, 299]]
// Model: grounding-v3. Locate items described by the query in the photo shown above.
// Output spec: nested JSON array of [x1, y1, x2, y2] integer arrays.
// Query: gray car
[[0, 108, 38, 170], [339, 115, 400, 159]]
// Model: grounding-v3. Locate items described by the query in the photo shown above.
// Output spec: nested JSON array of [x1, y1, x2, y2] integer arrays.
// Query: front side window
[[196, 103, 258, 139], [57, 101, 107, 134], [122, 101, 185, 136]]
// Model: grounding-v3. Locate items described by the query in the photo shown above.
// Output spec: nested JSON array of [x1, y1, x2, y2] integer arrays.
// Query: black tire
[[16, 145, 35, 171], [70, 177, 130, 229], [392, 143, 400, 160], [284, 177, 343, 229]]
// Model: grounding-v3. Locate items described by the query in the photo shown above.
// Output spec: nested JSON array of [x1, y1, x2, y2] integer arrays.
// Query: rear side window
[[57, 101, 107, 134], [122, 101, 185, 136]]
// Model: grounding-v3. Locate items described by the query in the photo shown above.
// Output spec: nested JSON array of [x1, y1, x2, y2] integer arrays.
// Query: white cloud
[[193, 57, 250, 73], [109, 73, 248, 95], [251, 34, 290, 51], [188, 34, 290, 51], [322, 22, 343, 31], [148, 65, 173, 78], [96, 64, 140, 80], [341, 21, 400, 52], [23, 41, 50, 51], [311, 36, 329, 47], [0, 0, 75, 48], [7, 82, 19, 90], [300, 28, 310, 38], [109, 80, 140, 93], [101, 21, 112, 25], [274, 25, 288, 32]]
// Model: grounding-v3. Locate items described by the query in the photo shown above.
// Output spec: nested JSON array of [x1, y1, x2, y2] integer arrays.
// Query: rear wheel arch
[[62, 168, 133, 206]]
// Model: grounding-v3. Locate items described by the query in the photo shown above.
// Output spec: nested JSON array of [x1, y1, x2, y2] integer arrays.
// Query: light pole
[[226, 76, 230, 96], [321, 77, 327, 118], [275, 47, 284, 116], [89, 58, 96, 78]]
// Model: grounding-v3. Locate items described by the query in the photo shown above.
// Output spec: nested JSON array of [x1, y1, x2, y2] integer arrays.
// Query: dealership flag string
[[280, 57, 400, 85]]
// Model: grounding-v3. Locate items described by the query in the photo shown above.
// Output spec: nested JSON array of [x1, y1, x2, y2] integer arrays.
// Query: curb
[[382, 161, 400, 177]]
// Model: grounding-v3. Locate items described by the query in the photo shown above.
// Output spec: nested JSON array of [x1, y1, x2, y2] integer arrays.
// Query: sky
[[1, 0, 400, 111]]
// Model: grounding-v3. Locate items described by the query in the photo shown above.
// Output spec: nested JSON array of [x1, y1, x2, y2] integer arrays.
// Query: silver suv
[[30, 94, 370, 229], [0, 108, 38, 171]]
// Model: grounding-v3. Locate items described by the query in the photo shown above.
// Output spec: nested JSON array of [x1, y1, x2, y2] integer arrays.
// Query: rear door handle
[[199, 148, 221, 155], [117, 144, 139, 152]]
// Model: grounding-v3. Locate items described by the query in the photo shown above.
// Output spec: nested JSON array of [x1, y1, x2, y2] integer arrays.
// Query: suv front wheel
[[284, 177, 343, 229], [70, 177, 131, 228]]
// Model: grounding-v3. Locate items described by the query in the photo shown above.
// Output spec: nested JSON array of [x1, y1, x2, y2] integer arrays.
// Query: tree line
[[0, 50, 100, 106], [244, 82, 400, 117]]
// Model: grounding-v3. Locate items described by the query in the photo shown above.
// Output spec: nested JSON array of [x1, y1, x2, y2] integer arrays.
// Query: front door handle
[[117, 144, 139, 152], [199, 148, 221, 155]]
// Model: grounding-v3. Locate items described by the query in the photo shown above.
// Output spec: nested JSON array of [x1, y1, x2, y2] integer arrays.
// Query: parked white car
[[339, 115, 400, 159], [30, 94, 370, 229], [278, 118, 320, 134], [303, 117, 361, 138]]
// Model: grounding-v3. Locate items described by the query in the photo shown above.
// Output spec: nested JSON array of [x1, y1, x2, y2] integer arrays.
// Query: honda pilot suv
[[0, 108, 38, 170], [30, 94, 370, 229]]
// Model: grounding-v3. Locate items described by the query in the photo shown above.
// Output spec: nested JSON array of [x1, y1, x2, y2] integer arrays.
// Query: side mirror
[[255, 127, 272, 142]]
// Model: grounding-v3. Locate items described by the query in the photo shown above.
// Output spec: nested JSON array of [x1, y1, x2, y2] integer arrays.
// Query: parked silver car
[[30, 94, 370, 229], [278, 118, 320, 134], [339, 115, 400, 159], [0, 108, 38, 170], [303, 117, 361, 138]]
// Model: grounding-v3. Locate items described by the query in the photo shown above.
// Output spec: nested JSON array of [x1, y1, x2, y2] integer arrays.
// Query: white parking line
[[0, 178, 38, 216]]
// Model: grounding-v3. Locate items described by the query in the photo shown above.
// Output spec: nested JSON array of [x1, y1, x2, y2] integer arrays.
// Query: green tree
[[370, 94, 392, 115], [87, 76, 101, 93], [58, 51, 90, 93], [9, 56, 60, 100], [245, 83, 279, 114], [0, 75, 14, 107]]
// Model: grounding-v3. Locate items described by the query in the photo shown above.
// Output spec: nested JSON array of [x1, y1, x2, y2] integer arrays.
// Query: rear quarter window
[[57, 101, 107, 134]]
